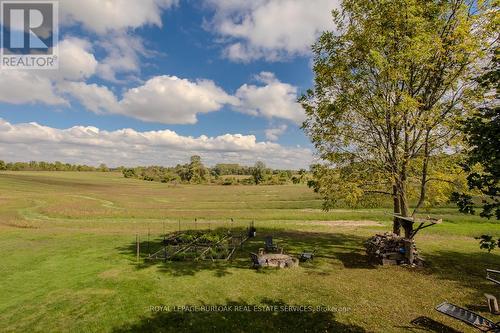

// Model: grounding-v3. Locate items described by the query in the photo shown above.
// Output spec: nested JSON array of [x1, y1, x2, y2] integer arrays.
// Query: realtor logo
[[1, 1, 58, 69]]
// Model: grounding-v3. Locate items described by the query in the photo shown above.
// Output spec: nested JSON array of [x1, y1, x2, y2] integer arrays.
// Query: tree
[[302, 0, 495, 238], [0, 160, 5, 170], [122, 168, 137, 178], [188, 155, 207, 184], [452, 50, 499, 219], [99, 163, 109, 172], [252, 161, 267, 185], [451, 49, 499, 251]]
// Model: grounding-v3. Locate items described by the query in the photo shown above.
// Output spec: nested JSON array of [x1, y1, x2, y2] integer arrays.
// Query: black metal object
[[248, 221, 256, 238], [299, 249, 316, 262], [264, 236, 278, 252], [435, 302, 500, 332]]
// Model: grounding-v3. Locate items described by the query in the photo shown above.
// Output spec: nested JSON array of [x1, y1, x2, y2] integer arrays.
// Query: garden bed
[[148, 228, 249, 262]]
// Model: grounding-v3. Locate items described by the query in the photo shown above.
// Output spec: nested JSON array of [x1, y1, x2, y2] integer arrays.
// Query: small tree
[[0, 160, 6, 170], [252, 161, 267, 185], [122, 168, 137, 179], [99, 163, 109, 172], [302, 0, 496, 238], [188, 155, 207, 184]]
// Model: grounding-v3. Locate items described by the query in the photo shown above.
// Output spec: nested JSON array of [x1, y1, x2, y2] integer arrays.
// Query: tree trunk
[[397, 179, 413, 239], [392, 184, 401, 235]]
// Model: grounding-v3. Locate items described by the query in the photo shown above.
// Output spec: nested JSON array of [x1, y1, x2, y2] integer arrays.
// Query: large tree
[[452, 49, 499, 220], [452, 49, 499, 250], [302, 0, 496, 238]]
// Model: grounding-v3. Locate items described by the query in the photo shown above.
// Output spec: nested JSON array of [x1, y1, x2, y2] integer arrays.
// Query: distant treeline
[[0, 160, 110, 172], [122, 156, 310, 185], [0, 158, 310, 186]]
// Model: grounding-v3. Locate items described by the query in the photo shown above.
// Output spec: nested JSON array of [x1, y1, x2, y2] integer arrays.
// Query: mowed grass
[[0, 171, 498, 332]]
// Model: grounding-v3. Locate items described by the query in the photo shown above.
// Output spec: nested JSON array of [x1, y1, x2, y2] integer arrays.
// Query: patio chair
[[435, 302, 500, 332], [250, 252, 267, 268], [264, 236, 278, 252], [299, 249, 316, 262]]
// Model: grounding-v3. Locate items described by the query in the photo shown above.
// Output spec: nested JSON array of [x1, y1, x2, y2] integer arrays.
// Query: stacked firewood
[[365, 233, 423, 266]]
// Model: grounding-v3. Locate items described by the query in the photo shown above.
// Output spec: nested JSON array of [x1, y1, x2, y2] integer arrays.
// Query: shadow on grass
[[116, 229, 376, 277], [111, 299, 366, 333], [417, 250, 499, 298], [394, 316, 461, 333], [117, 229, 498, 298]]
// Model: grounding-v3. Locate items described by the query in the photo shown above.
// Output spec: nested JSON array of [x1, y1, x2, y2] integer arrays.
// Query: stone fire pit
[[258, 253, 299, 268]]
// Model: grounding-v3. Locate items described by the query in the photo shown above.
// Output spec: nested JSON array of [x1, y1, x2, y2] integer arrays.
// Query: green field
[[0, 171, 498, 332]]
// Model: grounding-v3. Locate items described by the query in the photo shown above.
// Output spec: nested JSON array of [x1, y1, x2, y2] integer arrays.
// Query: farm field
[[0, 171, 498, 332]]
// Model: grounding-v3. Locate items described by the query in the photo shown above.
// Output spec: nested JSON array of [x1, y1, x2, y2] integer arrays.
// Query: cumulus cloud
[[2, 69, 304, 126], [60, 1, 178, 82], [58, 82, 118, 114], [205, 0, 338, 62], [234, 72, 305, 124], [56, 37, 98, 81], [96, 32, 151, 83], [60, 75, 238, 124], [118, 76, 239, 124], [0, 119, 313, 169], [61, 0, 178, 34], [0, 36, 97, 106], [265, 124, 288, 141], [62, 72, 305, 125], [0, 71, 67, 106]]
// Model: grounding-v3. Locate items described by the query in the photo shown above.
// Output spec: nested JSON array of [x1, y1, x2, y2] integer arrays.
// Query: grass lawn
[[0, 171, 498, 332]]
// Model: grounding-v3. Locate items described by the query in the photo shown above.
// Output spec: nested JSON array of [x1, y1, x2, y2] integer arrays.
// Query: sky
[[0, 0, 340, 169]]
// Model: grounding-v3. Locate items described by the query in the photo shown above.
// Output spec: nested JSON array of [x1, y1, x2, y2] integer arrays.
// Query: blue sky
[[0, 0, 339, 168]]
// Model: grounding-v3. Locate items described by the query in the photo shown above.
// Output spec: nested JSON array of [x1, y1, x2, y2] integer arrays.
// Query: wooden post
[[147, 227, 150, 255], [485, 294, 499, 314], [163, 233, 167, 262]]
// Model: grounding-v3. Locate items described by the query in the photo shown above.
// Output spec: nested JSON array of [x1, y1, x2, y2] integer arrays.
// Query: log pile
[[365, 233, 424, 266]]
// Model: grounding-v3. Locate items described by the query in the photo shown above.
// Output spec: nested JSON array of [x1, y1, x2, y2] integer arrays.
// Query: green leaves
[[302, 0, 496, 224], [476, 235, 500, 252]]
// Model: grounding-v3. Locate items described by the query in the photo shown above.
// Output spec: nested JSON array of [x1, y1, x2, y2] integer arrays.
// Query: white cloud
[[58, 82, 118, 114], [60, 1, 178, 82], [234, 72, 305, 124], [96, 32, 149, 82], [0, 37, 97, 106], [78, 72, 305, 125], [61, 0, 178, 34], [0, 71, 67, 106], [265, 124, 288, 141], [0, 68, 304, 126], [60, 75, 238, 124], [0, 119, 313, 169], [205, 0, 338, 61], [56, 37, 98, 81], [118, 76, 238, 124]]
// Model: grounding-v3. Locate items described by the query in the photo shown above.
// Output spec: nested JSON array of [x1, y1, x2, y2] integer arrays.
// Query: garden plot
[[147, 229, 250, 262]]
